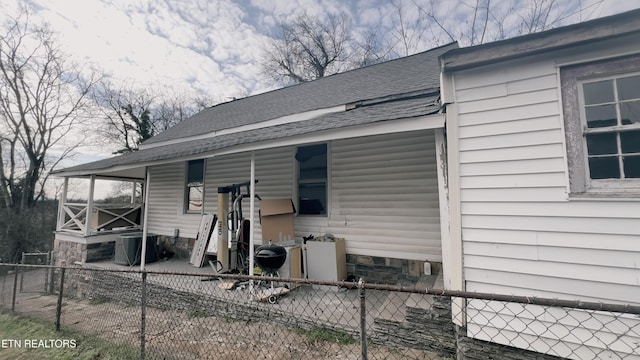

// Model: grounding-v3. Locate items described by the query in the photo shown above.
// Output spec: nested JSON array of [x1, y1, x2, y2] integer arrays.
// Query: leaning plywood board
[[205, 222, 219, 255], [189, 213, 216, 267]]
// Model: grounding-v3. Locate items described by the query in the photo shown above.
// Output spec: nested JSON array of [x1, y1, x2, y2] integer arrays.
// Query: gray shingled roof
[[55, 90, 440, 176], [144, 42, 456, 145], [54, 43, 456, 176]]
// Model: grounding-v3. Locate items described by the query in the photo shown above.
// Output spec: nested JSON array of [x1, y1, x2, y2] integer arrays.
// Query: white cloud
[[7, 0, 635, 105], [1, 0, 637, 161]]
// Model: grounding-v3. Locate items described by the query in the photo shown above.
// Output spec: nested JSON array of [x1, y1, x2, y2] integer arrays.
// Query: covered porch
[[51, 92, 452, 286], [52, 126, 451, 287], [53, 169, 147, 266]]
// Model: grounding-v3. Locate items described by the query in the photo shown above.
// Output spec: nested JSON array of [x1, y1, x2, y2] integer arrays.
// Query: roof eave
[[440, 8, 640, 72]]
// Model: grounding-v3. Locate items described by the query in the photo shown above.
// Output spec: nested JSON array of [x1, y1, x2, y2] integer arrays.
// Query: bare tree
[[0, 9, 95, 212], [408, 0, 599, 48], [92, 80, 210, 153], [261, 13, 388, 85], [387, 0, 429, 57], [351, 29, 390, 68], [154, 90, 211, 133], [91, 82, 154, 154], [0, 9, 95, 262]]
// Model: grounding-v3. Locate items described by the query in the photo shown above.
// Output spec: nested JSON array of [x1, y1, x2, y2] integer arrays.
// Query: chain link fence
[[1, 263, 639, 359]]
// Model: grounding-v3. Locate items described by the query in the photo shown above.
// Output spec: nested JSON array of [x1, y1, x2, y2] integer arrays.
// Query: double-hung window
[[561, 55, 640, 195], [185, 159, 205, 213], [580, 74, 640, 181], [296, 143, 327, 215]]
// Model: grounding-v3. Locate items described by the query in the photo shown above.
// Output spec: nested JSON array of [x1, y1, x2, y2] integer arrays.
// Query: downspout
[[140, 167, 151, 271]]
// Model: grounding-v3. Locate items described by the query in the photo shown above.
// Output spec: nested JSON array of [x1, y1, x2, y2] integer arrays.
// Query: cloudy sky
[[3, 0, 638, 106], [1, 0, 637, 198], [1, 0, 639, 167]]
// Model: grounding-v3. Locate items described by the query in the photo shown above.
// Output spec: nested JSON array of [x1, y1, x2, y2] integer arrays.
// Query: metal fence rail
[[1, 263, 639, 360]]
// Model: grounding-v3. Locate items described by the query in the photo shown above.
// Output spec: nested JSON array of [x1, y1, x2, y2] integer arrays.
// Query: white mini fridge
[[305, 238, 346, 282]]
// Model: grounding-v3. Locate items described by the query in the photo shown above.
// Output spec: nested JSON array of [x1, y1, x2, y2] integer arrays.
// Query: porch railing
[[58, 203, 142, 235]]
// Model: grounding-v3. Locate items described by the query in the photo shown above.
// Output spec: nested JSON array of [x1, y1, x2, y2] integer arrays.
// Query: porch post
[[85, 175, 96, 236], [131, 181, 137, 205], [57, 177, 69, 231], [249, 151, 256, 285], [140, 167, 151, 271]]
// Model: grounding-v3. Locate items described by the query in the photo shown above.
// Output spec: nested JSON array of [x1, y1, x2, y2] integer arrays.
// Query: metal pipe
[[140, 271, 147, 360], [140, 167, 151, 271], [249, 151, 256, 288], [358, 278, 368, 360]]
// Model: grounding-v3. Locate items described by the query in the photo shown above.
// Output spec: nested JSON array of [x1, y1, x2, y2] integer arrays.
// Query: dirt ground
[[3, 270, 443, 360]]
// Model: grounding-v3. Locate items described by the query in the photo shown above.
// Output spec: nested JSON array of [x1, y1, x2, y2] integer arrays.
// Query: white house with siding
[[52, 43, 456, 283], [440, 9, 640, 359]]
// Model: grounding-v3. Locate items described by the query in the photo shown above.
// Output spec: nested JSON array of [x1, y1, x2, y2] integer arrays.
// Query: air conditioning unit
[[114, 233, 159, 266]]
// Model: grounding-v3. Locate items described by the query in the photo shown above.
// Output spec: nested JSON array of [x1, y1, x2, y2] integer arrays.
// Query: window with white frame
[[185, 159, 205, 212], [296, 143, 327, 215], [561, 55, 640, 195]]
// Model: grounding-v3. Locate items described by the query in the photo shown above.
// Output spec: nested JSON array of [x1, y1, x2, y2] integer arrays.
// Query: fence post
[[55, 267, 65, 331], [11, 265, 19, 311], [44, 252, 49, 293], [140, 271, 147, 360], [358, 278, 368, 360], [48, 252, 55, 294], [19, 253, 24, 292]]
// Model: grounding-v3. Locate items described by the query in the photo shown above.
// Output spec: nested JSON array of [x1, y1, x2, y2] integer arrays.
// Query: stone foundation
[[53, 239, 86, 266], [373, 295, 457, 357], [54, 235, 196, 268], [347, 254, 439, 284], [54, 238, 437, 287]]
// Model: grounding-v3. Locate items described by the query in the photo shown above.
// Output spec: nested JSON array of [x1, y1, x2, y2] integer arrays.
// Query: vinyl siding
[[202, 148, 295, 244], [146, 162, 201, 238], [147, 149, 294, 241], [146, 131, 441, 262], [329, 130, 441, 261], [451, 53, 640, 358]]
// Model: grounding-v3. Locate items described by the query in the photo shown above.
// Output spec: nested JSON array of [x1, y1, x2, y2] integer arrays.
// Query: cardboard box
[[279, 245, 302, 289], [260, 199, 296, 243]]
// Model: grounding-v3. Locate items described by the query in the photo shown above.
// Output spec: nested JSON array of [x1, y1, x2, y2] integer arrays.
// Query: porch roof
[[52, 90, 443, 178]]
